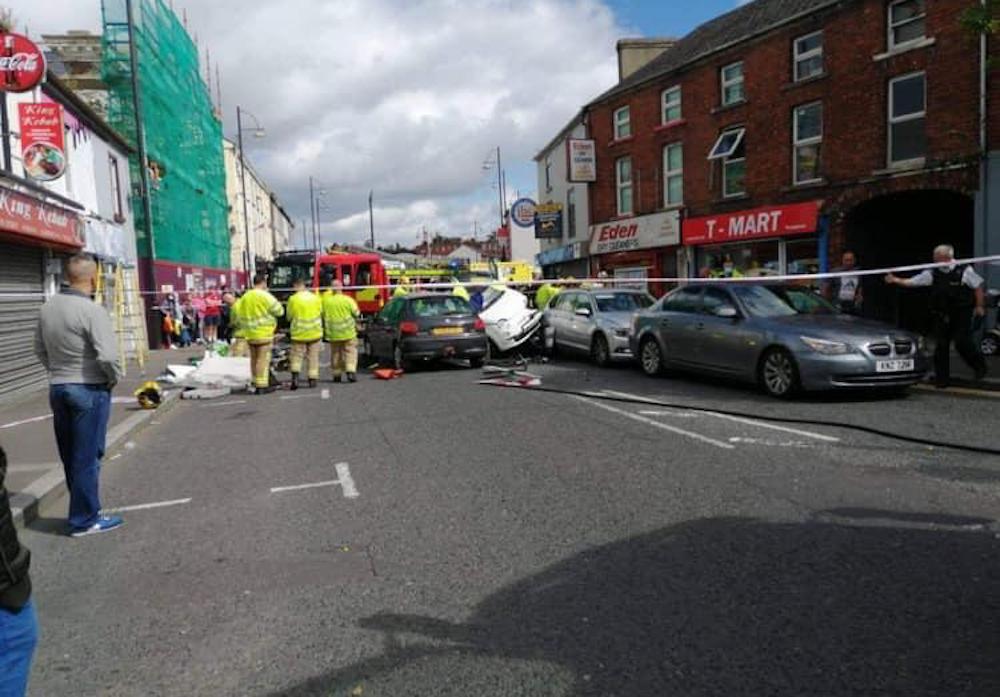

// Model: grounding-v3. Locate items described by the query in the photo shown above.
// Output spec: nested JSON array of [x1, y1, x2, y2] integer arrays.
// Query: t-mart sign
[[589, 210, 680, 256], [682, 200, 822, 245]]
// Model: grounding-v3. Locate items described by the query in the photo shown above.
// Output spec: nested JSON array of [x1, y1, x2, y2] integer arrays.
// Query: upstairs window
[[566, 187, 577, 239], [616, 157, 633, 216], [708, 128, 747, 198], [888, 0, 926, 49], [793, 102, 823, 184], [613, 105, 631, 140], [661, 86, 682, 124], [793, 31, 824, 82], [721, 62, 744, 106], [663, 143, 683, 207], [888, 71, 926, 165]]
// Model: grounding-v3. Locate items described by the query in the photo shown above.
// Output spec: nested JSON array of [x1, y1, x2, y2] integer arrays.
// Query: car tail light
[[400, 321, 419, 335], [474, 317, 486, 331]]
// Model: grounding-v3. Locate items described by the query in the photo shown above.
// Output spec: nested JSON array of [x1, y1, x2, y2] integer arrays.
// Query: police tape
[[1, 253, 999, 299]]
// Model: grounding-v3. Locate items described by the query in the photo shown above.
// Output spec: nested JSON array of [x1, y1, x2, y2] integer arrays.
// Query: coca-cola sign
[[0, 33, 46, 93]]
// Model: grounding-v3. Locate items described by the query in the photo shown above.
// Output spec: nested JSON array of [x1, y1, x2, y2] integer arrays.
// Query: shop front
[[682, 201, 825, 282], [590, 210, 681, 296], [536, 241, 588, 279], [0, 184, 84, 401]]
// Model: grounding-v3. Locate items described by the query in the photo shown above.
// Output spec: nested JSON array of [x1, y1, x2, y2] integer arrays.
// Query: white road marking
[[321, 389, 330, 400], [204, 399, 248, 408], [0, 414, 52, 429], [270, 462, 360, 498], [280, 394, 306, 401], [729, 437, 813, 448], [638, 409, 699, 419], [104, 497, 192, 513], [6, 463, 58, 473], [603, 390, 839, 443], [574, 396, 735, 450]]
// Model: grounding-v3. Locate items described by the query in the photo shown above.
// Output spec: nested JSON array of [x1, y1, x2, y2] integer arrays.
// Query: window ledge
[[653, 119, 687, 133], [610, 213, 636, 221], [781, 73, 828, 92], [781, 179, 828, 193], [713, 194, 750, 204], [656, 204, 685, 213], [872, 37, 936, 62], [608, 135, 635, 147], [711, 100, 748, 115], [873, 158, 926, 176]]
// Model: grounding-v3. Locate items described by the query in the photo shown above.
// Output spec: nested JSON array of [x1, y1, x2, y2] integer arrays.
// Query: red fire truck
[[269, 250, 391, 317]]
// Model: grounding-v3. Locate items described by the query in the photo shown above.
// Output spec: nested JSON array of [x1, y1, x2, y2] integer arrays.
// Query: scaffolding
[[101, 0, 230, 272]]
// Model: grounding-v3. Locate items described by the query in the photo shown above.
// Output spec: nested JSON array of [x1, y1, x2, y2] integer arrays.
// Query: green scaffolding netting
[[101, 0, 230, 271]]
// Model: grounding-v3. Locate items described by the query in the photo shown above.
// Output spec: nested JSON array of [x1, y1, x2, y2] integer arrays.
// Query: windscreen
[[594, 293, 654, 313], [271, 263, 312, 289], [410, 296, 473, 318]]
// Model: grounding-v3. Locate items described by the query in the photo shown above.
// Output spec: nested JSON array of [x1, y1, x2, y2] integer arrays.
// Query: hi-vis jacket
[[287, 290, 323, 342], [230, 297, 246, 339], [322, 292, 360, 342], [238, 288, 284, 341]]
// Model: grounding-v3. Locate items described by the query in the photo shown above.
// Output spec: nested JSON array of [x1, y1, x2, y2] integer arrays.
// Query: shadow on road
[[268, 514, 1000, 696]]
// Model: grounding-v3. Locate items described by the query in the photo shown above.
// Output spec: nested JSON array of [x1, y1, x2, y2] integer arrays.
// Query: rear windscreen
[[410, 296, 473, 318]]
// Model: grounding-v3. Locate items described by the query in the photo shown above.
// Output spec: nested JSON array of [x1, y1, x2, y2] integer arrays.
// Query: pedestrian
[[712, 255, 744, 279], [322, 280, 361, 383], [222, 291, 248, 357], [0, 446, 38, 697], [202, 286, 222, 345], [218, 286, 231, 343], [286, 277, 323, 390], [827, 250, 863, 314], [33, 254, 124, 536], [886, 244, 989, 387], [236, 273, 284, 394]]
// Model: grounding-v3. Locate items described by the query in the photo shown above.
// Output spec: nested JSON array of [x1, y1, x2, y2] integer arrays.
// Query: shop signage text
[[682, 200, 822, 245], [0, 33, 46, 92], [534, 202, 563, 239], [19, 102, 66, 181], [567, 138, 596, 182], [589, 210, 680, 255], [511, 197, 537, 228], [0, 186, 83, 249]]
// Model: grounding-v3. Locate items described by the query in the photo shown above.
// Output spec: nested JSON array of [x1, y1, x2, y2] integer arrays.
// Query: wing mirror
[[575, 307, 592, 318], [715, 306, 739, 319]]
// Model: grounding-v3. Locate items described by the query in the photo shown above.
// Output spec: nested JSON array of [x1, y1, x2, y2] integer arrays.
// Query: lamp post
[[236, 106, 265, 282], [309, 177, 327, 251]]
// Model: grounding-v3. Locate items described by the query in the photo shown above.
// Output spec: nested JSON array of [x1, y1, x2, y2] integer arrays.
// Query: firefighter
[[393, 276, 412, 298], [535, 280, 560, 309], [323, 279, 361, 383], [238, 273, 284, 394], [286, 277, 323, 390], [223, 292, 248, 357]]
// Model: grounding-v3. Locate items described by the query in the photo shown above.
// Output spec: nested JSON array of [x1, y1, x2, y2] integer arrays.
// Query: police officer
[[286, 277, 323, 390], [886, 244, 988, 387]]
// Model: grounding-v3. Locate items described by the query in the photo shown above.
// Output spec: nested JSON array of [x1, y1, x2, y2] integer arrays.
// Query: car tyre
[[759, 348, 800, 399], [591, 334, 611, 368], [639, 337, 664, 376], [469, 356, 484, 369]]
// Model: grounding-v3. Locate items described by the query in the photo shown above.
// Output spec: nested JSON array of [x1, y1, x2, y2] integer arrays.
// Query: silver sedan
[[630, 284, 929, 397], [544, 289, 654, 366]]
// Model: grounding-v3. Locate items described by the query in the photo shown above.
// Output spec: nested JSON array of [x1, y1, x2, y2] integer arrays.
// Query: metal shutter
[[0, 242, 46, 401]]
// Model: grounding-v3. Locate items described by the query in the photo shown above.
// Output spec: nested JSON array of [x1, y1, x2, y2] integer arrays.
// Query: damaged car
[[478, 286, 543, 355]]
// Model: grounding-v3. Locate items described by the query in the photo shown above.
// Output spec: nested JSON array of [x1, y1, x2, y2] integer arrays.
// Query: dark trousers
[[49, 384, 111, 530], [933, 308, 986, 383]]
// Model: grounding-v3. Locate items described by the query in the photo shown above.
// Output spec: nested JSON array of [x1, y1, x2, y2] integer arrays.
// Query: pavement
[[16, 352, 1000, 696]]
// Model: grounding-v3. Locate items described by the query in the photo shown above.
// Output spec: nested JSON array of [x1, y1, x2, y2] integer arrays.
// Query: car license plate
[[876, 359, 914, 373], [432, 327, 462, 336]]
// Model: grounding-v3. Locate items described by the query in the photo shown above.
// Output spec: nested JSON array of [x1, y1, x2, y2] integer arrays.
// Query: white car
[[478, 287, 543, 353]]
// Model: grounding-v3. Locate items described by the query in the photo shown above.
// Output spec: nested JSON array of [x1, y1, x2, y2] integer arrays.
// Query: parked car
[[365, 293, 487, 370], [544, 289, 654, 366], [631, 283, 929, 397], [479, 286, 543, 354]]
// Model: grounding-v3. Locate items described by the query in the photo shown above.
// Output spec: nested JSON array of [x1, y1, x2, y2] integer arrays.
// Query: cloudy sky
[[10, 0, 740, 249]]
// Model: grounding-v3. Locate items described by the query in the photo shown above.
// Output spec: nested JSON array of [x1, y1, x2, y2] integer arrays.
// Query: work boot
[[308, 378, 318, 389], [256, 385, 276, 395], [333, 375, 343, 384], [290, 375, 299, 391], [347, 373, 357, 383]]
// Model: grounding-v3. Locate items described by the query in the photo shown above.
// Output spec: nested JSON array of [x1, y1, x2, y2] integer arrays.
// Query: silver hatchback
[[544, 289, 654, 366]]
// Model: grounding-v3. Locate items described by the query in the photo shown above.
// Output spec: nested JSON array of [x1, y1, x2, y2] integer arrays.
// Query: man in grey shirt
[[34, 254, 124, 537]]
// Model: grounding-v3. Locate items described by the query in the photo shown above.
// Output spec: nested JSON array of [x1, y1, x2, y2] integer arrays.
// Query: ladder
[[114, 264, 149, 376]]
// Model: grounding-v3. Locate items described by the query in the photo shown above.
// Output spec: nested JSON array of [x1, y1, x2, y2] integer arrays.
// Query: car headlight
[[613, 327, 629, 338], [800, 336, 854, 355]]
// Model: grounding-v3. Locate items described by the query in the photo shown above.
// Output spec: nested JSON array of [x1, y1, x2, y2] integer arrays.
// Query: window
[[709, 128, 747, 198], [566, 187, 576, 239], [616, 157, 633, 215], [663, 143, 683, 206], [720, 62, 744, 105], [661, 86, 682, 124], [793, 31, 823, 81], [888, 72, 926, 165], [702, 287, 738, 316], [613, 105, 631, 140], [888, 0, 926, 49], [109, 155, 124, 219], [793, 102, 823, 184], [544, 158, 552, 192], [662, 286, 702, 314], [594, 292, 654, 313], [708, 128, 745, 160], [553, 293, 576, 312]]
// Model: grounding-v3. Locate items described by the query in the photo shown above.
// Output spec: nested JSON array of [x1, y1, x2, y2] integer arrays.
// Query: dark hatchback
[[366, 293, 488, 370]]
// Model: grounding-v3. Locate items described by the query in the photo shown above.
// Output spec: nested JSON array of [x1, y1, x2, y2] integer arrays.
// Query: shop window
[[566, 188, 576, 239], [785, 237, 821, 288], [888, 71, 926, 166], [661, 86, 682, 124], [613, 105, 631, 140], [793, 102, 823, 185], [720, 62, 744, 106], [888, 0, 925, 49], [793, 31, 823, 82], [616, 157, 633, 216], [663, 143, 683, 207], [698, 240, 779, 279]]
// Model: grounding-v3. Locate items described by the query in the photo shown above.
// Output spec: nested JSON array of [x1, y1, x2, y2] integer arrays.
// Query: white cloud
[[12, 0, 624, 248]]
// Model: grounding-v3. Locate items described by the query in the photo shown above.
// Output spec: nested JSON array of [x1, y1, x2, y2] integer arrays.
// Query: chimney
[[616, 38, 677, 81]]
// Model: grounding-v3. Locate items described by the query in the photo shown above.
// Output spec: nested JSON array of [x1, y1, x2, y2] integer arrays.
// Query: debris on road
[[479, 365, 542, 387], [373, 368, 404, 380], [160, 355, 252, 390], [180, 388, 232, 400]]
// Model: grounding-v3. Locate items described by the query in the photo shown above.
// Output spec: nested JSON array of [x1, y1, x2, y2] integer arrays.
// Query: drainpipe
[[979, 0, 990, 281]]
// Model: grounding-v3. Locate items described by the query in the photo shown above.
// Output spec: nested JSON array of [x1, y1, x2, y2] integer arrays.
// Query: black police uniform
[[0, 448, 31, 612], [930, 266, 987, 385]]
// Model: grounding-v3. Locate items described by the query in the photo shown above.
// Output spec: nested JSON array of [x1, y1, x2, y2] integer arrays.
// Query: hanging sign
[[510, 198, 537, 228], [566, 139, 596, 182], [19, 102, 66, 181], [0, 33, 46, 92]]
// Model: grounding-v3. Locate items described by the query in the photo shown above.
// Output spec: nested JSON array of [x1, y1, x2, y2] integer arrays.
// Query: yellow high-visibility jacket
[[230, 297, 246, 339], [323, 292, 360, 342], [287, 290, 323, 342], [392, 283, 410, 298], [238, 288, 284, 341], [536, 283, 560, 309], [452, 284, 470, 302]]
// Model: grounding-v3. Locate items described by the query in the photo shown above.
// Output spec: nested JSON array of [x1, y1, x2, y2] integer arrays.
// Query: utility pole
[[300, 218, 307, 249], [236, 106, 253, 279], [368, 189, 375, 249], [309, 176, 316, 250], [496, 146, 504, 229]]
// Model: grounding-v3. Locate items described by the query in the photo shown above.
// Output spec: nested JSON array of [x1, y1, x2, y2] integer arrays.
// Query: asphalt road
[[20, 355, 1000, 696]]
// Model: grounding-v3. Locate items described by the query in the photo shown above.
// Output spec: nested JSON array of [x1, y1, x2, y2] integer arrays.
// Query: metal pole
[[237, 106, 253, 281], [496, 146, 503, 228], [126, 0, 157, 280], [313, 196, 320, 251], [368, 189, 375, 248], [309, 176, 316, 250], [301, 218, 307, 249], [0, 92, 11, 172]]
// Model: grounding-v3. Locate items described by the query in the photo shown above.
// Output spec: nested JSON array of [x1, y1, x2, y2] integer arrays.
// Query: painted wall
[[535, 119, 591, 266]]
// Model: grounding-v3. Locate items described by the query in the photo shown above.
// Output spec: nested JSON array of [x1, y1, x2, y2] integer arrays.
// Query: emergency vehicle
[[269, 250, 391, 317]]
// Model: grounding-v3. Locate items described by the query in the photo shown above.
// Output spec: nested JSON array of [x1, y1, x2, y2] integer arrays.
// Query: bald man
[[34, 254, 124, 537]]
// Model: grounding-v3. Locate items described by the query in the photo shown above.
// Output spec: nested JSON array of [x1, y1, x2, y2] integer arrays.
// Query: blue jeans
[[50, 383, 111, 530], [0, 600, 38, 697]]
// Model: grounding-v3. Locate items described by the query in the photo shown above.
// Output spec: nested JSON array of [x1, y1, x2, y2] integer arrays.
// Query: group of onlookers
[[158, 287, 228, 349]]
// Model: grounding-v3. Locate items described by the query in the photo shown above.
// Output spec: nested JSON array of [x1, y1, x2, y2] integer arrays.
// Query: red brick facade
[[586, 0, 988, 278]]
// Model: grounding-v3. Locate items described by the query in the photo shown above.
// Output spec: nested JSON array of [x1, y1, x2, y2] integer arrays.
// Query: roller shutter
[[0, 242, 46, 401]]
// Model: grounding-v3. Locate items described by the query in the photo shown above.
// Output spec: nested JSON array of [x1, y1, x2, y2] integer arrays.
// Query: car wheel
[[639, 337, 664, 376], [469, 356, 484, 369], [759, 348, 800, 398], [982, 333, 999, 356], [591, 334, 611, 368], [487, 339, 501, 361]]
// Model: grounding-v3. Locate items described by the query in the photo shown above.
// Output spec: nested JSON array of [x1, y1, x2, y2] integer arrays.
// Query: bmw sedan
[[630, 283, 929, 397], [544, 289, 654, 366]]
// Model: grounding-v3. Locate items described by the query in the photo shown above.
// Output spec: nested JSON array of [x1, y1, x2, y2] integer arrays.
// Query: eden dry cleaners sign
[[589, 210, 680, 256]]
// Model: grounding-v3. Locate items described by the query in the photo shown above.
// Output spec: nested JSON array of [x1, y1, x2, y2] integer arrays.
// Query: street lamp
[[309, 176, 328, 251], [237, 106, 265, 282]]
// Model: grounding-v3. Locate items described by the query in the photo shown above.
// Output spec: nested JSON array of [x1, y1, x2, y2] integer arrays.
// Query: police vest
[[931, 266, 974, 311]]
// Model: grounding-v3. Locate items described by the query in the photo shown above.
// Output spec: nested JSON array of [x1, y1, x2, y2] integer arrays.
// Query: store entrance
[[845, 190, 973, 332]]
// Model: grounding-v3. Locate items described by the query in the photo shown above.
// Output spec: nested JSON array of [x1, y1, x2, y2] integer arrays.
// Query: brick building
[[583, 0, 996, 328]]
